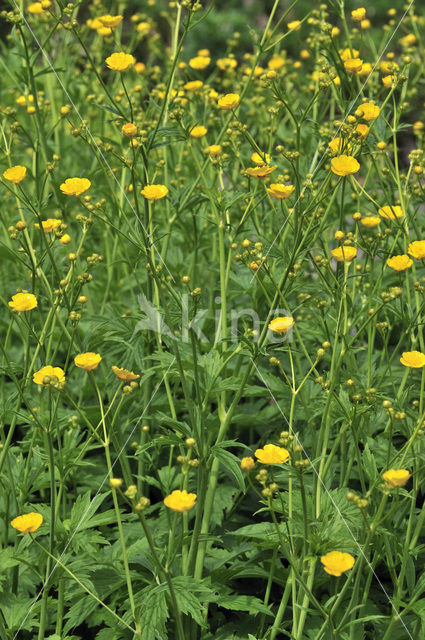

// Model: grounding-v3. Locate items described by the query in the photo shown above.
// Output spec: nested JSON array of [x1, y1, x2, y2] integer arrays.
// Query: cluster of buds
[[135, 496, 151, 512], [122, 381, 139, 395], [346, 491, 369, 510], [380, 286, 402, 303]]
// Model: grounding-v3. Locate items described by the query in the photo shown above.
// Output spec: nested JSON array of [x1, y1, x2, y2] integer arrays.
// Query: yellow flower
[[216, 58, 238, 71], [189, 56, 210, 70], [9, 292, 38, 311], [122, 123, 138, 137], [382, 469, 411, 488], [255, 444, 289, 465], [331, 155, 360, 177], [382, 75, 396, 89], [268, 316, 294, 334], [355, 124, 370, 139], [60, 177, 91, 196], [11, 513, 43, 534], [98, 15, 123, 28], [189, 125, 207, 138], [378, 205, 403, 220], [386, 254, 412, 271], [408, 241, 425, 260], [288, 20, 301, 31], [400, 351, 425, 368], [251, 152, 272, 166], [331, 246, 357, 262], [198, 48, 210, 56], [380, 60, 399, 74], [400, 33, 416, 47], [135, 62, 146, 74], [217, 93, 240, 110], [28, 3, 44, 14], [33, 365, 66, 386], [328, 138, 353, 154], [3, 165, 27, 184], [360, 216, 381, 228], [205, 144, 222, 158], [105, 52, 136, 71], [136, 21, 151, 36], [141, 184, 168, 201], [361, 19, 371, 30], [321, 551, 355, 577], [74, 352, 102, 371], [112, 366, 140, 381], [35, 218, 62, 233], [267, 183, 295, 199], [331, 26, 340, 37], [356, 102, 380, 121], [245, 165, 277, 178], [240, 456, 255, 471], [340, 48, 359, 61], [164, 489, 197, 512], [344, 58, 363, 74], [268, 55, 285, 70], [351, 7, 366, 21], [184, 80, 203, 91], [60, 234, 71, 245], [358, 62, 373, 77]]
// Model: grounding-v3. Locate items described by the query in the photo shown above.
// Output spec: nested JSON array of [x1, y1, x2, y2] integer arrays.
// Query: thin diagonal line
[[251, 359, 414, 639], [13, 358, 176, 638], [9, 0, 175, 283], [251, 0, 414, 283]]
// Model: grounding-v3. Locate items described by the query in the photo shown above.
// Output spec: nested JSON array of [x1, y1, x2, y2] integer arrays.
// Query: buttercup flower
[[352, 8, 366, 21], [382, 75, 396, 89], [378, 205, 403, 220], [400, 351, 425, 368], [122, 123, 138, 137], [382, 469, 410, 488], [268, 55, 285, 70], [3, 165, 27, 184], [331, 246, 357, 262], [251, 152, 272, 166], [344, 58, 363, 73], [340, 48, 359, 61], [408, 241, 425, 260], [60, 177, 91, 196], [190, 125, 207, 138], [136, 21, 150, 36], [321, 551, 355, 577], [98, 15, 123, 28], [189, 56, 210, 70], [356, 124, 370, 138], [328, 137, 353, 154], [28, 3, 44, 14], [268, 316, 294, 334], [245, 165, 277, 178], [217, 93, 240, 110], [112, 366, 140, 381], [267, 184, 295, 199], [217, 58, 238, 71], [331, 155, 360, 177], [35, 218, 61, 233], [11, 513, 43, 534], [33, 365, 66, 386], [386, 254, 412, 271], [164, 489, 197, 512], [74, 352, 102, 371], [360, 216, 380, 228], [240, 456, 255, 471], [184, 80, 203, 91], [205, 144, 222, 158], [356, 102, 380, 121], [9, 292, 38, 311], [141, 184, 168, 200], [105, 52, 136, 71], [288, 20, 301, 31], [255, 444, 289, 465]]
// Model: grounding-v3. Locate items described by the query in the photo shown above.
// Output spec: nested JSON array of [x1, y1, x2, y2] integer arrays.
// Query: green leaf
[[210, 445, 245, 492], [216, 594, 273, 617], [139, 588, 169, 640]]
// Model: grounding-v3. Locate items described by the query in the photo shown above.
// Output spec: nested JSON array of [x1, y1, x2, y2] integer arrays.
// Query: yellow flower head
[[386, 254, 412, 271], [408, 240, 425, 260], [328, 138, 353, 154], [135, 62, 146, 74], [268, 316, 294, 334], [136, 21, 150, 36], [11, 512, 43, 534], [98, 15, 123, 28], [245, 165, 277, 178], [382, 75, 396, 89], [60, 234, 71, 245], [356, 124, 370, 139], [35, 218, 62, 233], [122, 123, 138, 138], [331, 155, 360, 177], [288, 20, 301, 31], [184, 80, 203, 92], [331, 246, 357, 262], [255, 444, 289, 465], [141, 184, 168, 201], [267, 183, 295, 199], [344, 58, 363, 74], [340, 48, 359, 61], [356, 102, 380, 121], [205, 144, 222, 158], [382, 469, 411, 488], [74, 352, 102, 371], [105, 52, 136, 71], [217, 93, 240, 110], [268, 55, 285, 70], [378, 205, 403, 220], [380, 60, 399, 74], [400, 351, 425, 368], [361, 19, 371, 29], [251, 152, 272, 166], [33, 365, 66, 386], [351, 8, 366, 21], [189, 56, 210, 70], [321, 551, 355, 577], [3, 165, 27, 184], [164, 489, 197, 512], [360, 216, 381, 229], [28, 3, 44, 14], [216, 58, 238, 71], [400, 33, 416, 47], [190, 125, 207, 138], [9, 292, 38, 311], [112, 366, 140, 381], [60, 177, 91, 196], [240, 456, 255, 471]]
